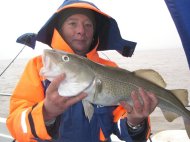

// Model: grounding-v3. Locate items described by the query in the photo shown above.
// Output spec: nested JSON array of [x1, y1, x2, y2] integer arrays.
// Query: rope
[[99, 51, 111, 61], [0, 93, 11, 96], [0, 45, 26, 77]]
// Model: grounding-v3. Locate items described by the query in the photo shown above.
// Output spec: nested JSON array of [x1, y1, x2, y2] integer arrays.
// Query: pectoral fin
[[96, 79, 102, 93], [134, 69, 166, 88], [82, 100, 94, 122]]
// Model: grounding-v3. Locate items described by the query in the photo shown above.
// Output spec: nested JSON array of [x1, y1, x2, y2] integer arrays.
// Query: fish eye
[[62, 55, 69, 62]]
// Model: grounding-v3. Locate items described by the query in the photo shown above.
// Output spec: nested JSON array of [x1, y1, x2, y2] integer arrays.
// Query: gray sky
[[0, 0, 182, 59]]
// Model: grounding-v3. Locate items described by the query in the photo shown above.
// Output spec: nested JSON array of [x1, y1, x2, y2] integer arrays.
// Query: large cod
[[40, 49, 190, 138]]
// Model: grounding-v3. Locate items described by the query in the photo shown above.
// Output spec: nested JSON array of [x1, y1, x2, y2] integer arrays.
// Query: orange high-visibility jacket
[[6, 0, 151, 142]]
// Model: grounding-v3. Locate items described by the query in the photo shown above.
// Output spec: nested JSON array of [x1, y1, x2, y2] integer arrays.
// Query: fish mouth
[[40, 56, 63, 81]]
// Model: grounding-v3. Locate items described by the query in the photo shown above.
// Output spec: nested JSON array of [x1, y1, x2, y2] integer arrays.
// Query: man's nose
[[76, 23, 85, 35]]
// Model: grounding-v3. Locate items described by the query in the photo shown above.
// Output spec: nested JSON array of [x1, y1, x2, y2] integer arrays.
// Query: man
[[7, 0, 158, 142]]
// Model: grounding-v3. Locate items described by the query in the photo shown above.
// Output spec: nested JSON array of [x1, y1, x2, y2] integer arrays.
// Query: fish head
[[40, 49, 95, 96], [40, 49, 64, 80]]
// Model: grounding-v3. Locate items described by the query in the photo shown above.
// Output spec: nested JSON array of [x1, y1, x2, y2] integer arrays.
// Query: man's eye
[[85, 23, 93, 28], [68, 22, 76, 26]]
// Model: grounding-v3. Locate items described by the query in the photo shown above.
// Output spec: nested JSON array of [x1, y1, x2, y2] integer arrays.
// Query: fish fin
[[82, 100, 94, 122], [95, 79, 102, 93], [161, 110, 179, 122], [170, 89, 189, 106], [134, 69, 166, 88], [183, 118, 190, 139], [92, 78, 102, 102]]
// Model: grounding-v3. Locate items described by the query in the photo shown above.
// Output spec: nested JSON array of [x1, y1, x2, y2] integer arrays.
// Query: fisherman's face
[[61, 14, 94, 56]]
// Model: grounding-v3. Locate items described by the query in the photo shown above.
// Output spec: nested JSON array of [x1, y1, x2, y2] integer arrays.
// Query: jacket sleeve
[[6, 56, 52, 142], [112, 106, 151, 142]]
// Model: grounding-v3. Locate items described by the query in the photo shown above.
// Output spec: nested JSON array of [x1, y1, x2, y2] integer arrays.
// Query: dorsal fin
[[170, 89, 189, 106], [134, 69, 166, 88]]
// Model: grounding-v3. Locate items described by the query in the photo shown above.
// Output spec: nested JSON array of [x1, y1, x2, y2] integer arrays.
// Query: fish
[[40, 49, 190, 138]]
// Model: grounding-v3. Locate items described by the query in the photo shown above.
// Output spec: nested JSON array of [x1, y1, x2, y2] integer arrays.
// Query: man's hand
[[43, 73, 87, 121], [120, 88, 158, 126]]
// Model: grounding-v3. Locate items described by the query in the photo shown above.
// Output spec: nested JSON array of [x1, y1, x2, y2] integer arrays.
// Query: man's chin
[[73, 49, 89, 56], [72, 46, 89, 54]]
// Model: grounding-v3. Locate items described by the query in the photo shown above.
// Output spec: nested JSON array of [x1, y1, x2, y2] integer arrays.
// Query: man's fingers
[[147, 91, 158, 112], [120, 101, 133, 113], [64, 92, 88, 107], [52, 73, 65, 88], [47, 73, 65, 92], [138, 88, 151, 114], [131, 90, 143, 113], [138, 88, 158, 115]]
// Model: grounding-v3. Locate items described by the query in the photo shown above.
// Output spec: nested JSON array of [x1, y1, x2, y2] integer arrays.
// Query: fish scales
[[64, 51, 190, 119], [41, 49, 190, 138]]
